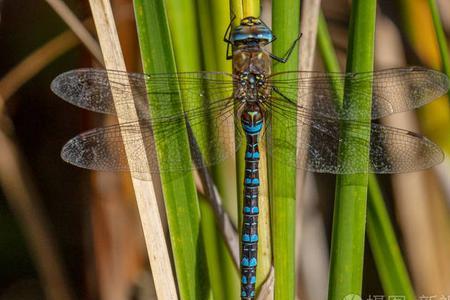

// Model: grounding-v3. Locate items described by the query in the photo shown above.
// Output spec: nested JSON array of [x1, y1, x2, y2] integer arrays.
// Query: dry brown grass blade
[[45, 0, 103, 63], [298, 0, 321, 71], [0, 125, 76, 300], [89, 1, 149, 299], [376, 14, 450, 296], [257, 266, 275, 300], [194, 170, 240, 268], [87, 0, 178, 299], [296, 1, 328, 299]]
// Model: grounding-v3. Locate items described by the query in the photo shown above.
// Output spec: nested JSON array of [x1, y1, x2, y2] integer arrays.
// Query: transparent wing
[[51, 68, 236, 119], [266, 115, 444, 174], [61, 105, 241, 180], [268, 67, 449, 120]]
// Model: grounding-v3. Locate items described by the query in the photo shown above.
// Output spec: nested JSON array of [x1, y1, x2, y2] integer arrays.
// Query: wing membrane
[[61, 107, 241, 180], [267, 117, 444, 174], [51, 68, 236, 118], [269, 67, 449, 120]]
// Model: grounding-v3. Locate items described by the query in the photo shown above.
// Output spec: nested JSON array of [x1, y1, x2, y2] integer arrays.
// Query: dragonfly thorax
[[234, 70, 270, 103]]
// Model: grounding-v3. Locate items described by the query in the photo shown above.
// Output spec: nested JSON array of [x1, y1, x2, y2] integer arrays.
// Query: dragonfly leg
[[266, 33, 302, 63], [224, 14, 236, 60]]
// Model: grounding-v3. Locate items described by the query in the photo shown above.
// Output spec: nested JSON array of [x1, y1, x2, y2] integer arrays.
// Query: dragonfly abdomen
[[240, 105, 263, 299]]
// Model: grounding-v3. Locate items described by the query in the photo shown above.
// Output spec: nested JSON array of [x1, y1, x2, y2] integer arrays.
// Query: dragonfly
[[51, 17, 448, 300]]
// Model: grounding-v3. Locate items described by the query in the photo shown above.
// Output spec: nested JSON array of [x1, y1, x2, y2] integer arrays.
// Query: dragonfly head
[[230, 17, 273, 46]]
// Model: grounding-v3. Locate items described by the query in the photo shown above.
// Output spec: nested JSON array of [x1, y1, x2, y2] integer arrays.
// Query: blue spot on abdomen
[[243, 121, 263, 134]]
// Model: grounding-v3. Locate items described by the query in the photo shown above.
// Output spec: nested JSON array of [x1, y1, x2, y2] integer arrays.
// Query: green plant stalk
[[317, 13, 416, 300], [367, 176, 416, 299], [428, 0, 450, 99], [198, 197, 227, 300], [230, 0, 259, 23], [134, 1, 209, 299], [242, 0, 260, 18], [317, 12, 341, 81], [271, 0, 301, 299], [327, 1, 376, 299], [197, 0, 239, 298]]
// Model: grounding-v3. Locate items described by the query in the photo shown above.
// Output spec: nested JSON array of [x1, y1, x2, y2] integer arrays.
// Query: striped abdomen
[[240, 103, 263, 299]]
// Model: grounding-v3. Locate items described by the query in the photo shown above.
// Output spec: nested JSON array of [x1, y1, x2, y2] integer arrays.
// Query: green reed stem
[[318, 12, 416, 300], [198, 0, 239, 298], [367, 177, 416, 299], [271, 0, 301, 299], [327, 1, 376, 299], [134, 1, 210, 299], [428, 0, 450, 100]]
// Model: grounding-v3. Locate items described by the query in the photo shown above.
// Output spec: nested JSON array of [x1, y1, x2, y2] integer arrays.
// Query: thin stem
[[328, 1, 376, 299], [271, 0, 301, 299]]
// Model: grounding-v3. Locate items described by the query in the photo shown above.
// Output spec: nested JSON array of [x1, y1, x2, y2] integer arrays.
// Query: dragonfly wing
[[267, 117, 444, 174], [51, 68, 236, 119], [61, 108, 241, 180], [268, 67, 449, 120]]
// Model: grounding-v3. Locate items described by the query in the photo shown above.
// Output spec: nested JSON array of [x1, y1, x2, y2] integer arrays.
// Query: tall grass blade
[[133, 1, 210, 298], [428, 0, 450, 99], [327, 1, 376, 299], [271, 0, 301, 299], [88, 0, 178, 298], [197, 0, 240, 298], [367, 177, 416, 299], [318, 12, 416, 300]]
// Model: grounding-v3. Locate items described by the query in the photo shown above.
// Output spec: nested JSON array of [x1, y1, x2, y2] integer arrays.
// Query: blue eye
[[231, 32, 249, 42], [229, 18, 273, 43]]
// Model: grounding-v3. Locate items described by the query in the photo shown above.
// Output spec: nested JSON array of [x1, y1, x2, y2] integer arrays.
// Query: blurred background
[[0, 0, 449, 299]]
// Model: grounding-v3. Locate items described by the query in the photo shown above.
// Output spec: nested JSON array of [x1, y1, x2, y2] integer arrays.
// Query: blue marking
[[241, 257, 249, 267], [245, 178, 251, 184], [231, 25, 273, 43], [251, 234, 258, 242], [246, 152, 252, 158], [252, 207, 259, 214], [241, 291, 247, 297], [241, 276, 247, 284], [252, 178, 260, 185], [243, 121, 263, 133], [250, 291, 255, 297], [250, 276, 256, 284], [258, 31, 272, 40], [249, 258, 257, 267], [244, 207, 251, 213], [253, 152, 260, 159], [242, 234, 250, 242], [232, 32, 249, 42]]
